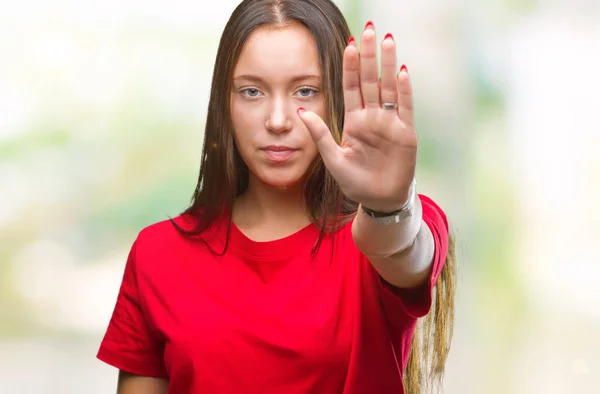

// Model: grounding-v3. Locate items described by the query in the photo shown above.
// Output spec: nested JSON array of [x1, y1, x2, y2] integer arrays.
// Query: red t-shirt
[[97, 195, 448, 393]]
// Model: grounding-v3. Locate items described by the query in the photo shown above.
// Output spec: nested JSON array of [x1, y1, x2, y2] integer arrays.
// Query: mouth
[[262, 145, 296, 152], [261, 145, 298, 163]]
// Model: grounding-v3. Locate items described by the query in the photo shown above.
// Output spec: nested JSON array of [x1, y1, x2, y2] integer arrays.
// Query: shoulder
[[135, 211, 221, 246], [128, 214, 211, 275], [418, 194, 448, 231], [133, 216, 186, 252], [137, 215, 189, 243]]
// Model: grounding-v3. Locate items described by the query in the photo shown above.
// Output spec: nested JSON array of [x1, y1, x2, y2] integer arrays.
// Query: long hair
[[404, 232, 457, 394], [171, 0, 456, 392]]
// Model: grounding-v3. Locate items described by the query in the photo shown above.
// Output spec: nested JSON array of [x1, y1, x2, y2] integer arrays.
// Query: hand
[[298, 22, 417, 213]]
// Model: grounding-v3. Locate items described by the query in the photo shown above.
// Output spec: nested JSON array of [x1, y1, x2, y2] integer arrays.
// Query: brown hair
[[171, 0, 456, 392]]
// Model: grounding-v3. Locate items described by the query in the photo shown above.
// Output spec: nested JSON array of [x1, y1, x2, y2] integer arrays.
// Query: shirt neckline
[[227, 219, 320, 261]]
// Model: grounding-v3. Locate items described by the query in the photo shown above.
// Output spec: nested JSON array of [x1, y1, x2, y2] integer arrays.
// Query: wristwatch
[[360, 178, 417, 225]]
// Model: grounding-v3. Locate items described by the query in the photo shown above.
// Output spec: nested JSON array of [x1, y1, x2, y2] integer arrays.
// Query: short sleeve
[[96, 239, 168, 377], [377, 194, 450, 321]]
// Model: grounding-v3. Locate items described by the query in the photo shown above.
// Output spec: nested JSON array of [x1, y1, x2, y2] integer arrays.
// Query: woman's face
[[230, 23, 325, 189]]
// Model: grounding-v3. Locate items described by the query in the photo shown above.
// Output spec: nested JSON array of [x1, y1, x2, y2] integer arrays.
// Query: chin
[[257, 168, 307, 189]]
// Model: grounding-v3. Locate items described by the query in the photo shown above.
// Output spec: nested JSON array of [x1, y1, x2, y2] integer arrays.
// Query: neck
[[233, 176, 310, 240]]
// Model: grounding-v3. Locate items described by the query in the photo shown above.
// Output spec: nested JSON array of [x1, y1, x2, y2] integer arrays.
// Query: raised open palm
[[298, 21, 417, 213]]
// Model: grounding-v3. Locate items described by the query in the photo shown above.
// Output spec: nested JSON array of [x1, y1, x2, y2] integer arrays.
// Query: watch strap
[[361, 178, 417, 225]]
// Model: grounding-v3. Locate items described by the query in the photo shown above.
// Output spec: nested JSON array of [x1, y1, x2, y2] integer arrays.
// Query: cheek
[[304, 139, 319, 162], [232, 132, 254, 170], [231, 103, 261, 145]]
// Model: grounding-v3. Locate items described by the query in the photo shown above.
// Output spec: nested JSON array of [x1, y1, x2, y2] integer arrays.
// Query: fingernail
[[348, 36, 355, 46], [365, 21, 374, 30], [297, 107, 306, 115], [400, 64, 408, 73], [384, 33, 394, 41]]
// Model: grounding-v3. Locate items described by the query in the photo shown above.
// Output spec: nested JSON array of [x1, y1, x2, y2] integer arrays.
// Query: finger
[[359, 22, 380, 108], [396, 65, 414, 124], [380, 33, 399, 107], [297, 107, 342, 170], [343, 37, 363, 112]]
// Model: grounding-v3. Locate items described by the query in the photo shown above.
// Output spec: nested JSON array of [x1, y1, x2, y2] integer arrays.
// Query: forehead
[[234, 23, 321, 80]]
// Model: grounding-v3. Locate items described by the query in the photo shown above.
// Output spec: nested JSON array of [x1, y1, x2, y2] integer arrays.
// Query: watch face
[[369, 208, 413, 225]]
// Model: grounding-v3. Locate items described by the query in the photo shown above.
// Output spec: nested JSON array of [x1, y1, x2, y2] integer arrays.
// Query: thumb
[[297, 107, 341, 169]]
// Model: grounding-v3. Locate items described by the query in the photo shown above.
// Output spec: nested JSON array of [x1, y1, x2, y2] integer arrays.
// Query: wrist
[[353, 193, 423, 257], [360, 178, 417, 222]]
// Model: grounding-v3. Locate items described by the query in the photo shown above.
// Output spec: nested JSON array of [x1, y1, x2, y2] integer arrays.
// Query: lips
[[261, 145, 297, 163], [262, 145, 295, 152]]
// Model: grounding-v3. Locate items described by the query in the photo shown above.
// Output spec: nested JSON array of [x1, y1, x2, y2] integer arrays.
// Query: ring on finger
[[382, 102, 398, 110]]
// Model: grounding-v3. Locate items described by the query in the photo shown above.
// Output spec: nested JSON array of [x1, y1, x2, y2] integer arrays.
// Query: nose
[[265, 97, 293, 134]]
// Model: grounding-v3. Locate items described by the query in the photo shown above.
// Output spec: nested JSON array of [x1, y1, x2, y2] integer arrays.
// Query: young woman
[[97, 1, 457, 393]]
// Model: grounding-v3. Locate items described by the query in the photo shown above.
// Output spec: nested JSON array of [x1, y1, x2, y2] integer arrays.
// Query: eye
[[240, 87, 263, 98], [295, 86, 319, 98]]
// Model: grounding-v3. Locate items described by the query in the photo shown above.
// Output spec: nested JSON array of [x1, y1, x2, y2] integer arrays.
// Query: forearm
[[352, 196, 435, 288], [117, 371, 168, 394], [352, 195, 423, 258]]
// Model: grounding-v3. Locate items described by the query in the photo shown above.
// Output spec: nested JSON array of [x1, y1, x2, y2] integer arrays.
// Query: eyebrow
[[233, 74, 321, 83]]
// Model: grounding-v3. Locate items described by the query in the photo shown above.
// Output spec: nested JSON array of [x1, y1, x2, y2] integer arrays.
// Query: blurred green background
[[1, 0, 599, 393]]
